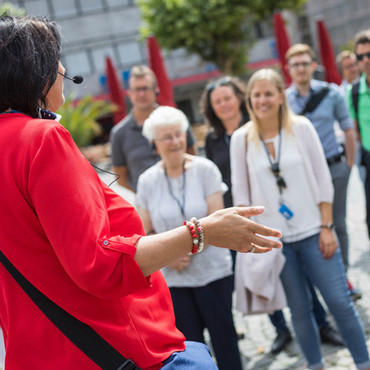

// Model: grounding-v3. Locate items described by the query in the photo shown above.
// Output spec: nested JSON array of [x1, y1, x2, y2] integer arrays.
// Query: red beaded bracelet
[[184, 219, 200, 254], [191, 217, 204, 254]]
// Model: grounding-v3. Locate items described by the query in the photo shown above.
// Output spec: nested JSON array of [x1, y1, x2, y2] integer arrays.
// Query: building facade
[[9, 0, 370, 124]]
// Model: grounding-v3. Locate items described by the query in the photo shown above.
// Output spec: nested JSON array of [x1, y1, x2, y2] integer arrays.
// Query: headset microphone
[[58, 72, 84, 84]]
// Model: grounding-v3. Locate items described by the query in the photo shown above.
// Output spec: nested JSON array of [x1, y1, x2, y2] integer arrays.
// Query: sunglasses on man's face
[[356, 52, 370, 61]]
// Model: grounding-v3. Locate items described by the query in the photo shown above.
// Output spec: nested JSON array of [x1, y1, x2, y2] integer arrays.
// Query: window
[[106, 0, 130, 7], [51, 0, 78, 18], [23, 0, 51, 17], [64, 51, 92, 76], [78, 0, 104, 13], [117, 42, 143, 66], [91, 46, 116, 73]]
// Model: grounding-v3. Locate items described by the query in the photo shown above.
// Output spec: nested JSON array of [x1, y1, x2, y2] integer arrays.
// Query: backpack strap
[[300, 86, 330, 115], [351, 81, 360, 122]]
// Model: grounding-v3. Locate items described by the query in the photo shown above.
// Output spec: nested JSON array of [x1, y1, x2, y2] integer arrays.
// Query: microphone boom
[[58, 71, 83, 84]]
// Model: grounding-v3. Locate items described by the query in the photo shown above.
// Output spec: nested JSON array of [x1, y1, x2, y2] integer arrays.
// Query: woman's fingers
[[234, 207, 282, 238], [235, 236, 281, 254], [201, 206, 282, 253], [251, 233, 282, 250]]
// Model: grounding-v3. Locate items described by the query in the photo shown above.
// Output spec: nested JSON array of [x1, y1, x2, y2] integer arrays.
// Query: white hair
[[142, 106, 189, 141]]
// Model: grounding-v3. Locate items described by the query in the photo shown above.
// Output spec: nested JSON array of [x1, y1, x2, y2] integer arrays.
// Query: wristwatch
[[320, 222, 334, 230]]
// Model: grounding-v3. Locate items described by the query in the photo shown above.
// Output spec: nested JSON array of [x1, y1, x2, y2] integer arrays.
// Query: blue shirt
[[286, 79, 353, 159]]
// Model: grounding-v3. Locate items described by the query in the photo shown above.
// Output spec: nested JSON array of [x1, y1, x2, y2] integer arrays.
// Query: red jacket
[[0, 113, 185, 369]]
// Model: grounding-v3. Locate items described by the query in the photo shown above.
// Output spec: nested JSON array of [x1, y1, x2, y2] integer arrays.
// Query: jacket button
[[103, 240, 109, 246]]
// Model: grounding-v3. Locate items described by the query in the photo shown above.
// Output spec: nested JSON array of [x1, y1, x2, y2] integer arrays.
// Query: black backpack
[[351, 81, 360, 122]]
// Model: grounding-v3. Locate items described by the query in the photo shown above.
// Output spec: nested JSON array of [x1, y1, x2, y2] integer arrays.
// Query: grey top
[[136, 156, 232, 287], [286, 79, 353, 159]]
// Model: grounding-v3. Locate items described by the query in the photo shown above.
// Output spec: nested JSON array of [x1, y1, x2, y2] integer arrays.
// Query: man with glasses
[[347, 29, 370, 238], [284, 43, 357, 346], [110, 65, 196, 192], [336, 51, 360, 93], [336, 50, 365, 186]]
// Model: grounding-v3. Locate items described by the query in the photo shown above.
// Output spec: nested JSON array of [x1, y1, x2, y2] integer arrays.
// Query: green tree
[[0, 1, 25, 17], [58, 94, 116, 148], [137, 0, 306, 76]]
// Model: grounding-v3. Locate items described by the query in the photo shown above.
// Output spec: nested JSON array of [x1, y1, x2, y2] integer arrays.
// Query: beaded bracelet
[[184, 219, 200, 254], [190, 217, 204, 254]]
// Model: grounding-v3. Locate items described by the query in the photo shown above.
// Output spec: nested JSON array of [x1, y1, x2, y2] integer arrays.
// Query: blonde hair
[[336, 50, 356, 75], [285, 43, 316, 62], [129, 65, 158, 88], [245, 68, 295, 144]]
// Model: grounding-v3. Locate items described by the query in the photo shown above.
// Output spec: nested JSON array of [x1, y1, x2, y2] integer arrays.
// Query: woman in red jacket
[[0, 16, 281, 370]]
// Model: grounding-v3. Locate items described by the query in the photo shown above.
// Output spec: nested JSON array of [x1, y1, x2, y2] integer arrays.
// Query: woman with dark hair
[[200, 76, 249, 209], [0, 16, 282, 369]]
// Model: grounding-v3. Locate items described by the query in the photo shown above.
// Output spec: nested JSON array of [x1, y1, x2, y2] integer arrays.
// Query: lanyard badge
[[260, 124, 293, 220]]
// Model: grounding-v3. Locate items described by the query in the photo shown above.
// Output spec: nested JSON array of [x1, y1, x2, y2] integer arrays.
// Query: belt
[[326, 153, 343, 166]]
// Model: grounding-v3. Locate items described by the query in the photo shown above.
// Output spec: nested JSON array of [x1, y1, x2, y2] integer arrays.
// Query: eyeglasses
[[130, 86, 155, 93], [288, 62, 312, 69], [342, 62, 358, 70], [155, 131, 184, 143], [356, 52, 370, 61], [206, 76, 232, 91]]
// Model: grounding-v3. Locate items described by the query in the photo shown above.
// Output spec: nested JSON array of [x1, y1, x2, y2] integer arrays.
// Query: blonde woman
[[230, 68, 369, 370]]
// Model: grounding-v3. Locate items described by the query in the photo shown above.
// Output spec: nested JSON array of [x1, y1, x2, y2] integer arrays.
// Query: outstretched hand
[[200, 206, 282, 254]]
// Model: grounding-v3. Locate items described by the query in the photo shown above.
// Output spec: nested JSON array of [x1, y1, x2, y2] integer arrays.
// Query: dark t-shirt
[[205, 132, 233, 207]]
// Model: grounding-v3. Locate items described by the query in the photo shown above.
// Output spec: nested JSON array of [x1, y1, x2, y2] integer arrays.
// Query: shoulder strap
[[300, 86, 330, 115], [351, 81, 360, 121], [0, 250, 140, 370]]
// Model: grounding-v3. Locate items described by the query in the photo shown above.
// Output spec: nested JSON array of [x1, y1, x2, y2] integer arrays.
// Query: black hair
[[0, 16, 62, 117], [199, 76, 249, 136]]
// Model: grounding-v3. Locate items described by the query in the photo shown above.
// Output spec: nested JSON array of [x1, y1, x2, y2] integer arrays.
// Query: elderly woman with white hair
[[136, 106, 243, 370]]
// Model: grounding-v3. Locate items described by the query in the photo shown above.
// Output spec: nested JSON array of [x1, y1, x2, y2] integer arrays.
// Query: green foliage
[[246, 0, 307, 19], [137, 0, 306, 76], [340, 40, 355, 52], [0, 2, 26, 17], [57, 94, 116, 148]]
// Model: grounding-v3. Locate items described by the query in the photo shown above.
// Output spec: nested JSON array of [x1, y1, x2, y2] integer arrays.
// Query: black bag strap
[[351, 81, 360, 121], [0, 250, 141, 370], [300, 86, 330, 115]]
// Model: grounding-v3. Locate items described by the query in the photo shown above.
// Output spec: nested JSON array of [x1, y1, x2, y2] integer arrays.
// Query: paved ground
[[99, 166, 370, 369]]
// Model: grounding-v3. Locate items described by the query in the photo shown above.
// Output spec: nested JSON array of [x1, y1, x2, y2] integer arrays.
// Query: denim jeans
[[162, 341, 218, 369], [362, 147, 370, 237], [280, 233, 370, 370], [329, 159, 351, 271]]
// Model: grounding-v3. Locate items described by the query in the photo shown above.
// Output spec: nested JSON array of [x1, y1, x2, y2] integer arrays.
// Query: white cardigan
[[230, 116, 334, 315], [230, 116, 334, 209]]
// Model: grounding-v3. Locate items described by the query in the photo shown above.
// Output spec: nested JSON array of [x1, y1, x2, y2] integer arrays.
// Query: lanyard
[[164, 160, 186, 218], [259, 123, 287, 194]]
